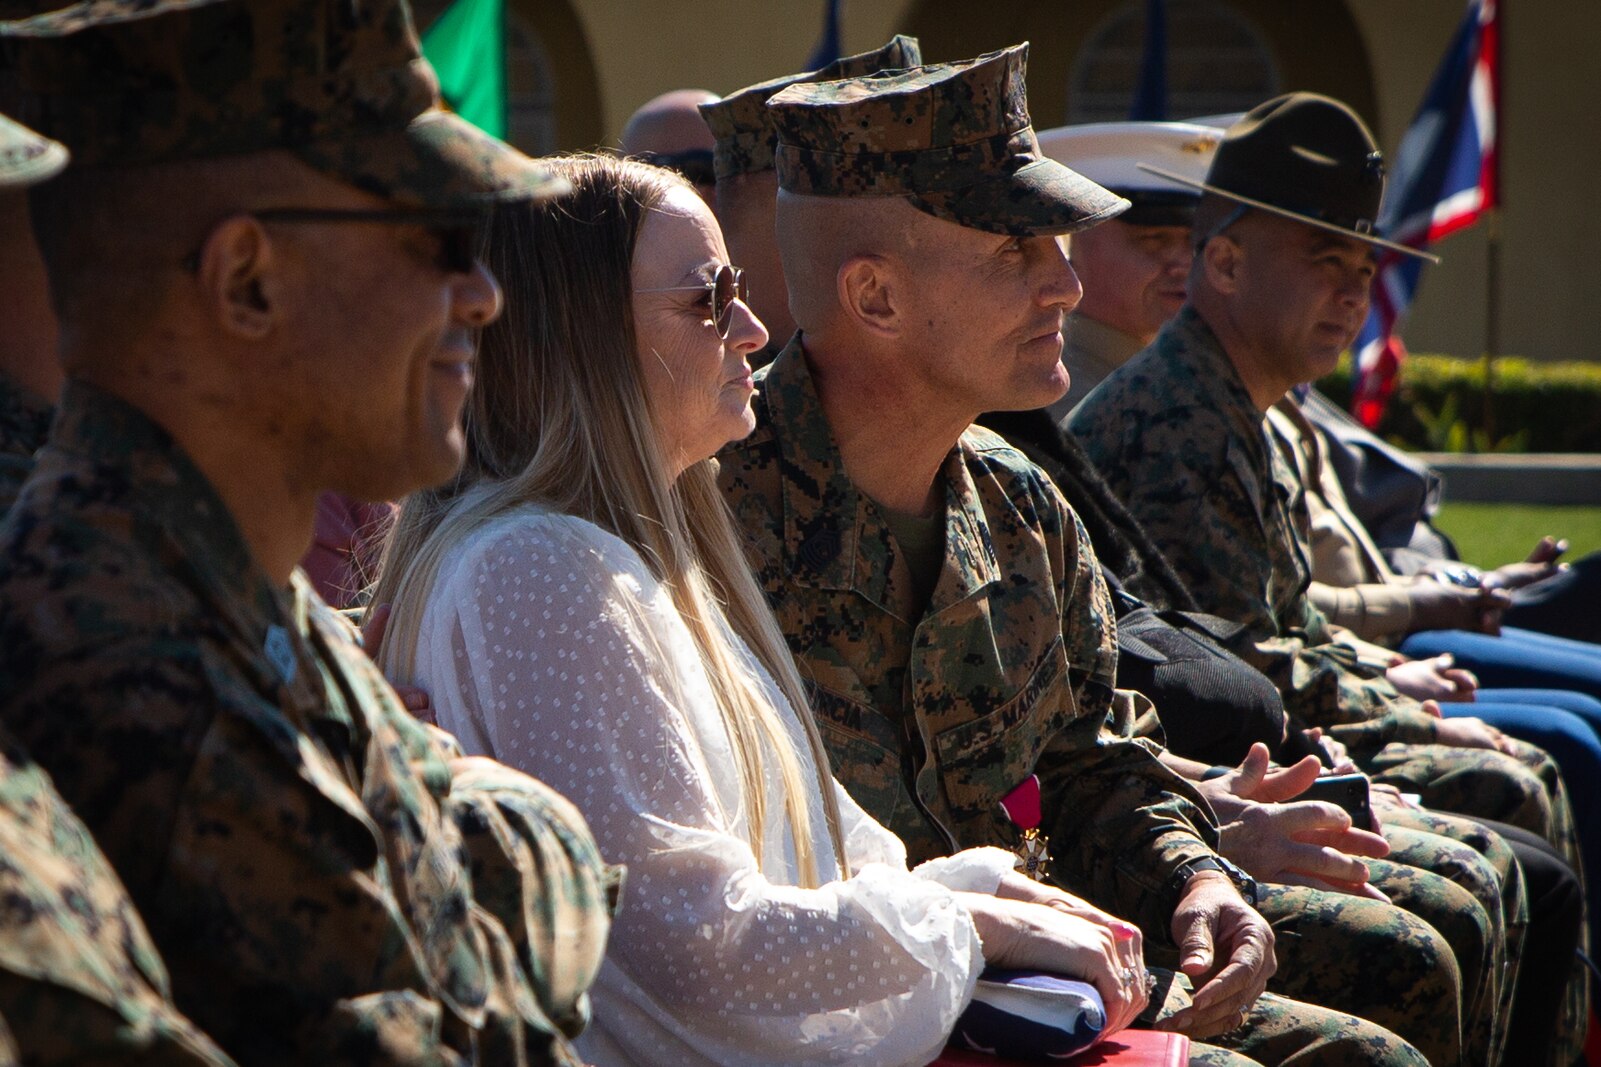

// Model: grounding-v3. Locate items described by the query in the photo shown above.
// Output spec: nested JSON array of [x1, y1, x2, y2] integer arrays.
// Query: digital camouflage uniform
[[0, 383, 618, 1065], [719, 343, 1425, 1067], [979, 400, 1517, 1063], [1070, 308, 1578, 840], [1072, 304, 1586, 1061], [0, 107, 244, 1066]]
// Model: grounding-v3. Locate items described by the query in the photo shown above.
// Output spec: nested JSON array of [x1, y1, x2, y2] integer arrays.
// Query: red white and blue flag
[[1351, 0, 1500, 428]]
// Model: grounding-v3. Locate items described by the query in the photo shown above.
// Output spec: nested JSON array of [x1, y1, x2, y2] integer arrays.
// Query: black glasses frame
[[181, 207, 486, 274]]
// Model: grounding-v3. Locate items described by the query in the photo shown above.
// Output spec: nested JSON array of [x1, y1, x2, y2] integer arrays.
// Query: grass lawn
[[1434, 502, 1601, 569]]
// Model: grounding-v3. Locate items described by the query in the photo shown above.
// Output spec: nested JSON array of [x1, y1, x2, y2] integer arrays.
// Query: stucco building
[[415, 0, 1597, 367]]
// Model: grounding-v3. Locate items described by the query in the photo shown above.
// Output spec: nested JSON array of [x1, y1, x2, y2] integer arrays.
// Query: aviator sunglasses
[[635, 263, 749, 339], [182, 208, 485, 274]]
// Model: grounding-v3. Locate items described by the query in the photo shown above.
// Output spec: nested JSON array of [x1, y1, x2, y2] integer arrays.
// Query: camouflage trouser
[[440, 759, 623, 1060], [1147, 980, 1427, 1067], [1384, 800, 1590, 1067], [1359, 738, 1580, 878], [1359, 739, 1589, 1063], [1252, 883, 1462, 1066], [1377, 828, 1516, 1066], [1189, 1043, 1262, 1066]]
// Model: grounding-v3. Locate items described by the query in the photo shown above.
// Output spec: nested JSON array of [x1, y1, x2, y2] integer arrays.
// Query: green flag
[[421, 0, 507, 139]]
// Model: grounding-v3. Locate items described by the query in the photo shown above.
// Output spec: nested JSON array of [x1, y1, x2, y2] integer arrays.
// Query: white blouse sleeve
[[413, 512, 985, 1067]]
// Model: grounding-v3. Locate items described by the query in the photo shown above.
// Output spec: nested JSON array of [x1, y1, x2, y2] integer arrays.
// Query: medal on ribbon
[[1000, 774, 1050, 881]]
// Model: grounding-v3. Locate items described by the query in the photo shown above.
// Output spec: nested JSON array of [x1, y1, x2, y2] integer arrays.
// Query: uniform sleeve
[[3, 630, 568, 1066], [1309, 580, 1417, 643], [414, 515, 986, 1067], [308, 585, 619, 1049], [1080, 400, 1438, 751], [0, 753, 235, 1067], [1042, 499, 1222, 942], [1248, 633, 1441, 747]]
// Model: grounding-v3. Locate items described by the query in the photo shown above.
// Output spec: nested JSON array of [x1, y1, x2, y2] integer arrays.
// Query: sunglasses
[[181, 208, 485, 274], [636, 263, 750, 339]]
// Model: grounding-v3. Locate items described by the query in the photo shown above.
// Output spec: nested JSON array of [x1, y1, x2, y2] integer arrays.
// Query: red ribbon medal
[[1000, 774, 1050, 881]]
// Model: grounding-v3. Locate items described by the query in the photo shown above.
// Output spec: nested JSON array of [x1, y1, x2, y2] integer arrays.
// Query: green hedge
[[1319, 354, 1601, 453]]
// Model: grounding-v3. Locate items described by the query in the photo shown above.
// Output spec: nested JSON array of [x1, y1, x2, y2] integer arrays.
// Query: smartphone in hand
[[1301, 774, 1371, 824]]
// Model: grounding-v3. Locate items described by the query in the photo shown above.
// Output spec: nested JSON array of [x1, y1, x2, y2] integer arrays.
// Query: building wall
[[1350, 0, 1600, 367], [529, 0, 1593, 364]]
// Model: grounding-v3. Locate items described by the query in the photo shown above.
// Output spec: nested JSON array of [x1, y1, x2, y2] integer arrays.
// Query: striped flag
[[1351, 0, 1499, 428]]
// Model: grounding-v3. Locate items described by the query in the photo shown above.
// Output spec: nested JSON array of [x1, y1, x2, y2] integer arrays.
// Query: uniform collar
[[1155, 305, 1265, 446], [758, 336, 1002, 615], [51, 380, 259, 594], [45, 381, 340, 718]]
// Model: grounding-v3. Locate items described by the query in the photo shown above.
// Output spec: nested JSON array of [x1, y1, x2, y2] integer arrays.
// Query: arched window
[[505, 13, 557, 154], [1068, 0, 1280, 123]]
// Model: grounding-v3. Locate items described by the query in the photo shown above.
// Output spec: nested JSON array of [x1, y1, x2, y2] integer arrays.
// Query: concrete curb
[[1418, 452, 1601, 506]]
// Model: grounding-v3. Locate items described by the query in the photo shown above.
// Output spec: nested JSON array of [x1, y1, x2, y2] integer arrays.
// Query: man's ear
[[1199, 233, 1243, 296], [193, 215, 279, 339], [837, 253, 899, 339]]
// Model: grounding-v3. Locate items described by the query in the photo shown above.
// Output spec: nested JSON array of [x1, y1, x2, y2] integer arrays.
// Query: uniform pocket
[[931, 636, 1069, 825]]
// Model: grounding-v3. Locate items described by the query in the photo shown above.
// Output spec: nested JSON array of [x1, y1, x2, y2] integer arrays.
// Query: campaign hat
[[0, 108, 63, 187], [0, 0, 565, 210], [1036, 120, 1220, 227], [1140, 92, 1436, 261], [768, 44, 1127, 237], [699, 34, 922, 181]]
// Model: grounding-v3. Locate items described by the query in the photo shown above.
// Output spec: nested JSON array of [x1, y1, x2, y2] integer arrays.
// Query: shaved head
[[619, 89, 719, 157], [774, 191, 926, 335]]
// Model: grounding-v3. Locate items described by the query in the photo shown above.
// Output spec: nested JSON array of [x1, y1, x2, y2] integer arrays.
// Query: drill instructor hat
[[1139, 92, 1437, 262]]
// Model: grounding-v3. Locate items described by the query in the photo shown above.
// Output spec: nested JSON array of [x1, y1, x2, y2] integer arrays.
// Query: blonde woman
[[372, 155, 1149, 1066]]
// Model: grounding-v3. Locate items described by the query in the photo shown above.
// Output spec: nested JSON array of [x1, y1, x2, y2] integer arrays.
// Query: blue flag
[[1129, 0, 1167, 121], [806, 0, 842, 70]]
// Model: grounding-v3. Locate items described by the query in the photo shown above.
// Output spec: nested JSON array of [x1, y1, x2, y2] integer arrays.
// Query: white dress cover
[[409, 505, 1016, 1066]]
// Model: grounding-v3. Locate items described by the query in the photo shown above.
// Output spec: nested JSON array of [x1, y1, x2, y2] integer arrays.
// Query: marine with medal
[[717, 43, 1432, 1067]]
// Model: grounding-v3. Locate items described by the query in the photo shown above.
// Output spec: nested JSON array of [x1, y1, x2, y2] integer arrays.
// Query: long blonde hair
[[372, 155, 845, 886]]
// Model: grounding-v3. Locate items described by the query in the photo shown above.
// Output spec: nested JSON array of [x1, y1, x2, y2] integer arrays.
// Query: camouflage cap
[[768, 44, 1128, 238], [699, 35, 921, 181], [0, 108, 63, 187], [0, 0, 565, 210]]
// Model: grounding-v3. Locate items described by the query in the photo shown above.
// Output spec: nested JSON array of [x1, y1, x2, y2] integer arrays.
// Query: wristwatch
[[1166, 855, 1261, 909]]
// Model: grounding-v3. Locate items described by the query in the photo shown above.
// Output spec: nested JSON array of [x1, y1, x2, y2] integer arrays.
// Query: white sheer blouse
[[408, 505, 1014, 1066]]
